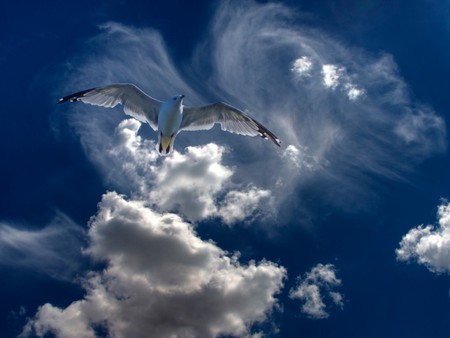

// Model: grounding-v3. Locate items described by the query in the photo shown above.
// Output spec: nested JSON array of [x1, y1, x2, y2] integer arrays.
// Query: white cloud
[[321, 64, 366, 101], [394, 108, 446, 157], [0, 214, 85, 280], [22, 192, 286, 338], [344, 83, 365, 101], [282, 144, 323, 170], [294, 59, 365, 100], [291, 56, 313, 77], [149, 144, 273, 224], [107, 119, 159, 196], [148, 143, 233, 221], [322, 64, 343, 89], [396, 202, 450, 274], [218, 186, 272, 225], [289, 263, 344, 319]]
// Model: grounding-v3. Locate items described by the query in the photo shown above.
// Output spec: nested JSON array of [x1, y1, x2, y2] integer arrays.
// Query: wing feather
[[180, 102, 280, 146], [58, 84, 161, 130]]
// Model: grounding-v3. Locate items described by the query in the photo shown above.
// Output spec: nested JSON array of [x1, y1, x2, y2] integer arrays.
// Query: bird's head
[[171, 94, 185, 105]]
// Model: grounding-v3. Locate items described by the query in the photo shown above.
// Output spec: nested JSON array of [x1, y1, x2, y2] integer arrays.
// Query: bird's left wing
[[58, 84, 161, 130], [180, 102, 280, 146]]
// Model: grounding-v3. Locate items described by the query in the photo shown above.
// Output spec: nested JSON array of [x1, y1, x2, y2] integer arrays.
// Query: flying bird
[[58, 83, 281, 155]]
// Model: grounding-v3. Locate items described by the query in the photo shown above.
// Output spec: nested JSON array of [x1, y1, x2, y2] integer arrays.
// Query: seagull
[[58, 83, 281, 155]]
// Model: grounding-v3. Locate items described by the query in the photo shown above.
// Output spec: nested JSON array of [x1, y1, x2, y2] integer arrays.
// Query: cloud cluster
[[293, 57, 366, 101], [396, 202, 450, 274], [0, 214, 84, 280], [289, 263, 344, 319], [22, 192, 286, 338]]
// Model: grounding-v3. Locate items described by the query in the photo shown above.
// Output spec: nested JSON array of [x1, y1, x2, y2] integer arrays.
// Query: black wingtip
[[56, 87, 97, 105], [257, 125, 281, 147], [269, 136, 281, 147]]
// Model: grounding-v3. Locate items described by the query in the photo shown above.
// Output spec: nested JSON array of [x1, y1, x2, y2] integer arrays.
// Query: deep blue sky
[[1, 1, 450, 337]]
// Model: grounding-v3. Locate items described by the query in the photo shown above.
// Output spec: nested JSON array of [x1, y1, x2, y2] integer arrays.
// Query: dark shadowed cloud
[[23, 192, 286, 338]]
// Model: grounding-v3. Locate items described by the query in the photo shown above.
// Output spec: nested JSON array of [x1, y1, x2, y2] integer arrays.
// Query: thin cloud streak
[[0, 214, 85, 280]]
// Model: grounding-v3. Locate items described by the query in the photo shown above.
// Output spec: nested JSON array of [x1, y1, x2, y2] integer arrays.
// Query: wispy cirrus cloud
[[0, 214, 85, 280], [22, 192, 286, 338], [57, 0, 445, 217], [194, 0, 446, 202]]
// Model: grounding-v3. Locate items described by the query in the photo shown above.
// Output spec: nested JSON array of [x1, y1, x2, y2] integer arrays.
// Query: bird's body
[[58, 83, 280, 155], [157, 95, 184, 154]]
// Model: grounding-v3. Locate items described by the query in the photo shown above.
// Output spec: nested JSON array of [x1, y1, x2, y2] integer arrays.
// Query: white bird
[[58, 83, 281, 155]]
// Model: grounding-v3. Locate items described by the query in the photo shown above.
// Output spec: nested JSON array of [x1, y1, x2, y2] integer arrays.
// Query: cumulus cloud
[[294, 58, 365, 100], [396, 202, 450, 274], [0, 214, 85, 280], [291, 56, 313, 77], [289, 263, 344, 319], [344, 83, 365, 101], [22, 192, 286, 338], [89, 119, 273, 224], [217, 186, 272, 225], [150, 144, 274, 224], [322, 64, 344, 89], [320, 64, 366, 100], [148, 143, 233, 221]]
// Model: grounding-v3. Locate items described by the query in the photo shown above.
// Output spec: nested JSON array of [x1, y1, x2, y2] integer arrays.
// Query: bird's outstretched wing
[[180, 102, 280, 146], [58, 84, 161, 130]]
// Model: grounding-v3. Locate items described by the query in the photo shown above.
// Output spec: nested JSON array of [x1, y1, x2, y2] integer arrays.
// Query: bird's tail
[[157, 133, 175, 156]]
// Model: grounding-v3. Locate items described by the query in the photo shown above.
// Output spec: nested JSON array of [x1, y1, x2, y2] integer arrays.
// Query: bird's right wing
[[180, 102, 280, 146], [58, 83, 161, 130]]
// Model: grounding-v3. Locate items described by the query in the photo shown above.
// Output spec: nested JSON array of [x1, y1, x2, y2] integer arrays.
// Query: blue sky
[[1, 0, 450, 337]]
